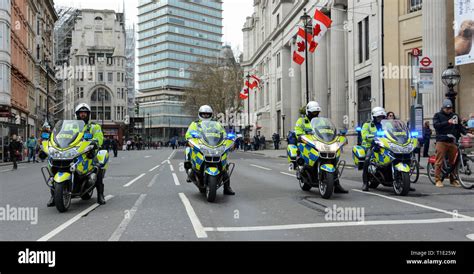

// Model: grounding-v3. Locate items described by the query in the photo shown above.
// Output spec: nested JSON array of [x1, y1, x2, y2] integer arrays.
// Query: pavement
[[0, 148, 473, 241]]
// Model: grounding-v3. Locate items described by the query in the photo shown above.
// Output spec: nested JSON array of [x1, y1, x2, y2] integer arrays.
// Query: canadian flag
[[246, 75, 261, 91], [239, 87, 249, 100], [292, 27, 317, 65], [312, 9, 332, 43]]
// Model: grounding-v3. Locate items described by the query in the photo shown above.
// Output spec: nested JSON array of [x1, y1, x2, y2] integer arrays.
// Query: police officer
[[184, 105, 235, 195], [295, 101, 348, 194], [47, 103, 106, 207]]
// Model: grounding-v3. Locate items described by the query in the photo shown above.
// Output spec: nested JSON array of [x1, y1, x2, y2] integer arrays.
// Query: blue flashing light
[[376, 131, 385, 137], [411, 131, 419, 137], [356, 127, 362, 132]]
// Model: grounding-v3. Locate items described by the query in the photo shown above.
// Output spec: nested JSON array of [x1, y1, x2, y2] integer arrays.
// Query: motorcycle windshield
[[381, 119, 409, 144], [198, 121, 225, 147], [52, 120, 85, 149], [310, 117, 338, 143]]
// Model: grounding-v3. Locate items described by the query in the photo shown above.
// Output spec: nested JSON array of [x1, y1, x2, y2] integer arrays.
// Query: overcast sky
[[54, 0, 254, 52]]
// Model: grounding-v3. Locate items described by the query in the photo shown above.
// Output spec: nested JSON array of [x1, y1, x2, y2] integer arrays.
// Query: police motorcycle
[[352, 119, 417, 196], [184, 121, 236, 202], [39, 120, 109, 212], [287, 118, 347, 199]]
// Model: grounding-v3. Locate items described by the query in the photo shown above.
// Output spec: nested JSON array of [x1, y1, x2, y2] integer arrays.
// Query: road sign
[[124, 115, 130, 125], [412, 48, 421, 57], [420, 57, 432, 67], [419, 67, 434, 94]]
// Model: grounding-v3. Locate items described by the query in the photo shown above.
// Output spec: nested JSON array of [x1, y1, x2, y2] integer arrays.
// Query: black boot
[[334, 180, 349, 194], [96, 180, 106, 205], [223, 182, 235, 195], [47, 190, 55, 207], [409, 187, 416, 191]]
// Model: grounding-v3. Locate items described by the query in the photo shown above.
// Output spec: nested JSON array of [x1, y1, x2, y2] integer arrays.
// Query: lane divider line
[[108, 194, 147, 241], [178, 193, 207, 238], [280, 172, 296, 177], [149, 164, 161, 172], [250, 164, 272, 171], [172, 173, 180, 186], [123, 173, 146, 187], [148, 174, 159, 188], [38, 195, 114, 241], [170, 165, 174, 172], [352, 189, 473, 219]]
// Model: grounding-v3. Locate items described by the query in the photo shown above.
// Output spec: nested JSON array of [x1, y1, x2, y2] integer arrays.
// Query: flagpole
[[302, 8, 311, 104], [246, 73, 251, 135]]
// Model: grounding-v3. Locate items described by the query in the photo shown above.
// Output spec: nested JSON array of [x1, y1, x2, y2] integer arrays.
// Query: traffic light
[[135, 102, 140, 115]]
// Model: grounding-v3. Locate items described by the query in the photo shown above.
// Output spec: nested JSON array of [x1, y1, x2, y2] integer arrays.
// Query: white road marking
[[170, 165, 174, 172], [145, 156, 152, 158], [352, 189, 473, 219], [123, 173, 146, 187], [108, 194, 147, 241], [148, 174, 159, 188], [168, 150, 176, 160], [149, 164, 161, 172], [172, 173, 180, 186], [250, 164, 272, 171], [467, 234, 474, 240], [38, 195, 114, 241], [280, 172, 296, 177], [178, 193, 207, 238], [203, 217, 474, 232]]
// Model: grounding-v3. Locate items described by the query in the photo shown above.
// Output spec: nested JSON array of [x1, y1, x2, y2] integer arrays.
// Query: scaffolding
[[53, 6, 80, 120], [125, 25, 136, 118]]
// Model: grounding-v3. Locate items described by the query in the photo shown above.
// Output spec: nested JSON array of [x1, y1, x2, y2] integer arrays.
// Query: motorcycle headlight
[[200, 146, 225, 156], [315, 142, 340, 152], [48, 147, 80, 159], [388, 143, 414, 154]]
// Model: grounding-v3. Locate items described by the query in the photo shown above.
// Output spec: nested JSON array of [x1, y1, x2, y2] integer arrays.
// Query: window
[[117, 88, 121, 98], [277, 52, 281, 68], [357, 77, 372, 124], [276, 14, 280, 26], [117, 72, 121, 82], [106, 53, 113, 65], [277, 78, 282, 102], [98, 72, 104, 82], [80, 87, 84, 98], [108, 72, 113, 83], [408, 0, 422, 13], [364, 17, 369, 61], [358, 21, 363, 64], [89, 54, 95, 65]]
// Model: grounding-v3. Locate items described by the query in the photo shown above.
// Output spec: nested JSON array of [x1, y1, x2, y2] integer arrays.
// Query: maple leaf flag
[[239, 87, 249, 100], [312, 9, 332, 43], [292, 27, 317, 65]]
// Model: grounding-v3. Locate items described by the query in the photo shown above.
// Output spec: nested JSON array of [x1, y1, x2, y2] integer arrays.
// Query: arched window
[[90, 88, 112, 121]]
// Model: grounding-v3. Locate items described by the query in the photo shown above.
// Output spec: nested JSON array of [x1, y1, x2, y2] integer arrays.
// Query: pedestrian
[[260, 135, 266, 150], [126, 139, 131, 151], [253, 135, 260, 151], [112, 137, 118, 157], [432, 99, 470, 188], [387, 111, 396, 120], [422, 121, 432, 157], [9, 134, 22, 170], [272, 132, 280, 150], [26, 134, 38, 163]]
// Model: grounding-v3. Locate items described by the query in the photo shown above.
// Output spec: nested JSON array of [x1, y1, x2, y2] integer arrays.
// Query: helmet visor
[[200, 112, 212, 119]]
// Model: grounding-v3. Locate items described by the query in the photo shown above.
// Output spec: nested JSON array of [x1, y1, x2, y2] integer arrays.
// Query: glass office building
[[137, 0, 223, 142]]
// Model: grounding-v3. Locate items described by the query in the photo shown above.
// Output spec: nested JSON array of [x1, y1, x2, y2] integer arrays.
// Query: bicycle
[[426, 135, 474, 189], [409, 152, 420, 184]]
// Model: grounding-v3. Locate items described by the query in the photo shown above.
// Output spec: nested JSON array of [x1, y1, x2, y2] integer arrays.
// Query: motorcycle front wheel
[[393, 172, 410, 196], [206, 176, 218, 202], [54, 182, 72, 213], [319, 172, 334, 199]]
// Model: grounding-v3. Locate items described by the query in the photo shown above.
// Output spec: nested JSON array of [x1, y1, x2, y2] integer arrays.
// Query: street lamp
[[147, 113, 150, 148], [441, 63, 461, 112], [44, 58, 52, 127], [300, 8, 312, 105]]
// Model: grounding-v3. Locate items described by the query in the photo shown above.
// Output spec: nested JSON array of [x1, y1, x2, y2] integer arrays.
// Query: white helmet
[[198, 105, 213, 121], [371, 107, 387, 119], [306, 101, 321, 116], [75, 103, 91, 122]]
